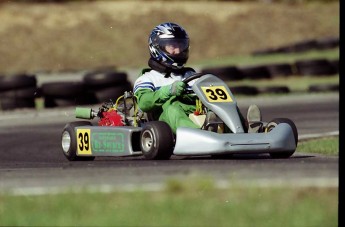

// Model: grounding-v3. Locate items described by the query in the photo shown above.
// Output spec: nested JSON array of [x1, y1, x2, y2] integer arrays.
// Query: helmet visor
[[159, 38, 189, 57]]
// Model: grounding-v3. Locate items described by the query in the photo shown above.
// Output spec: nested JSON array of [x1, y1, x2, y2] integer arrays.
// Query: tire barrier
[[38, 70, 132, 108], [0, 52, 339, 110], [230, 86, 259, 96], [264, 63, 294, 78], [252, 36, 339, 56], [83, 69, 132, 104], [237, 65, 271, 80], [40, 81, 89, 108], [294, 58, 338, 76], [308, 84, 339, 93], [329, 59, 339, 74], [0, 74, 38, 110], [257, 86, 290, 94], [200, 66, 244, 81]]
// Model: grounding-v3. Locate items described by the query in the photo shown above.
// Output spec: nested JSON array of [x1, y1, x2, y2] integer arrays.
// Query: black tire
[[41, 82, 85, 98], [265, 63, 294, 77], [290, 39, 318, 53], [93, 82, 132, 103], [200, 66, 244, 81], [329, 59, 339, 73], [0, 74, 37, 91], [258, 86, 290, 94], [295, 59, 337, 76], [61, 121, 95, 161], [315, 36, 339, 50], [238, 65, 271, 80], [231, 86, 259, 96], [140, 121, 174, 160], [83, 70, 128, 88], [0, 86, 38, 110], [265, 118, 298, 159], [308, 84, 339, 92]]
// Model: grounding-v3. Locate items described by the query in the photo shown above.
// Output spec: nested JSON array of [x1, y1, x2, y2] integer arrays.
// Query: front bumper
[[173, 123, 296, 155]]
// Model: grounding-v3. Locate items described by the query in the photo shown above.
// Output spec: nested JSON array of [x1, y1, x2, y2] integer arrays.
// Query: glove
[[170, 81, 186, 96], [158, 81, 186, 99]]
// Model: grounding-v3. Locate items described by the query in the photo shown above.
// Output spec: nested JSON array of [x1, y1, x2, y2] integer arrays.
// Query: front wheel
[[140, 121, 175, 160], [61, 121, 95, 161], [265, 118, 298, 159]]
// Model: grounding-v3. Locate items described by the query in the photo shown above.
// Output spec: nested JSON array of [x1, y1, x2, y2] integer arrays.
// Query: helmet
[[148, 22, 189, 70]]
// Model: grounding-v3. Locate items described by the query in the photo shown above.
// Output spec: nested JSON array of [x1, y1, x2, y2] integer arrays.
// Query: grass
[[297, 136, 339, 155], [0, 181, 338, 227]]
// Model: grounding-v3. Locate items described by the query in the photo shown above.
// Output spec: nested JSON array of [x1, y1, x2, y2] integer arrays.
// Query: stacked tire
[[83, 69, 132, 104], [294, 58, 338, 76], [40, 81, 89, 108], [0, 74, 38, 110], [201, 66, 244, 81], [40, 69, 132, 108]]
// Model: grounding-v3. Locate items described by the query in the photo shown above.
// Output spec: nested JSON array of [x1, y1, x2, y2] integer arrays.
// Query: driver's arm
[[134, 81, 185, 112], [134, 88, 171, 112]]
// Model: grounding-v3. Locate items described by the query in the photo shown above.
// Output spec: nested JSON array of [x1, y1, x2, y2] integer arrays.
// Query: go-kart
[[61, 73, 298, 161]]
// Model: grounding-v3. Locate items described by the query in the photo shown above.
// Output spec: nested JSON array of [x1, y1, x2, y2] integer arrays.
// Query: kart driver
[[133, 22, 261, 134], [133, 22, 200, 134]]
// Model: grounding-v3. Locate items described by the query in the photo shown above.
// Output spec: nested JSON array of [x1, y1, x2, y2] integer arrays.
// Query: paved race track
[[0, 93, 339, 194]]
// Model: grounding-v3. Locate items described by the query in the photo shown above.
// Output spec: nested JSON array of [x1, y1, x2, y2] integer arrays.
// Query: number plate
[[201, 86, 233, 102], [77, 129, 92, 155]]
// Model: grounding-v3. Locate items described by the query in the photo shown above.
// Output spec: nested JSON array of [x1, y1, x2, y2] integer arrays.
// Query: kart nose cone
[[61, 131, 71, 153]]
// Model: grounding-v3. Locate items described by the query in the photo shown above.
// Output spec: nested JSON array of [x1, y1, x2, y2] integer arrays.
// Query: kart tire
[[140, 121, 174, 160], [265, 118, 298, 159], [61, 121, 95, 161]]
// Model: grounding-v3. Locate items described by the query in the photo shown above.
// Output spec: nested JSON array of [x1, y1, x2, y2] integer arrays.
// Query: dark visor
[[159, 39, 189, 53]]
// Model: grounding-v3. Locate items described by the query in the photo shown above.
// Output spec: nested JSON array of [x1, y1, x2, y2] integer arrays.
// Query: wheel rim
[[61, 131, 71, 154], [141, 130, 154, 152]]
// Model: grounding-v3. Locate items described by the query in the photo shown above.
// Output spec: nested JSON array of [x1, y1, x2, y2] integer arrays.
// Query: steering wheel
[[182, 73, 206, 84]]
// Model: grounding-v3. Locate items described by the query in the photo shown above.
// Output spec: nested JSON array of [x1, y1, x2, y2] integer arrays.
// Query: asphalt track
[[0, 93, 339, 195]]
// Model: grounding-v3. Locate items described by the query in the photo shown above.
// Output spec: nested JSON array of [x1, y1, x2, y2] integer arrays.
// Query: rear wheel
[[61, 121, 95, 161], [266, 118, 298, 159], [140, 121, 174, 160]]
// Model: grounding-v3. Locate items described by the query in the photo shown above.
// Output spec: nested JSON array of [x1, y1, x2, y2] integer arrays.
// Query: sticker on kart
[[201, 86, 233, 102], [77, 129, 126, 155]]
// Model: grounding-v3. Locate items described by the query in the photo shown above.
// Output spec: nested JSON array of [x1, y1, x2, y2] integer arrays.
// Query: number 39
[[78, 132, 89, 151], [202, 86, 232, 102]]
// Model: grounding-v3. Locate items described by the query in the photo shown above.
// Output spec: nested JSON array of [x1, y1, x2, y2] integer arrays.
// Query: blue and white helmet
[[148, 22, 190, 70]]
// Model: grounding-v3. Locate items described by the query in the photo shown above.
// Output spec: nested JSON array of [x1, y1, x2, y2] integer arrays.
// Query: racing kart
[[61, 73, 298, 161]]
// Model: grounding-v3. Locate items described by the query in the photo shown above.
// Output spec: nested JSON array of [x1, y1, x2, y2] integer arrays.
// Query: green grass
[[298, 136, 339, 155], [0, 183, 338, 227]]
